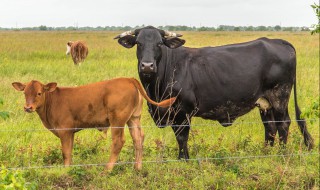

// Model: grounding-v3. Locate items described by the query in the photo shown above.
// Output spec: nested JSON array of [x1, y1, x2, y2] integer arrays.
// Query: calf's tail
[[293, 69, 314, 150], [130, 78, 176, 108]]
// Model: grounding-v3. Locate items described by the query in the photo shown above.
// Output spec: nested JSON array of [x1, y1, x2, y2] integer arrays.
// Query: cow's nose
[[24, 106, 33, 113], [141, 62, 154, 69], [141, 62, 155, 73]]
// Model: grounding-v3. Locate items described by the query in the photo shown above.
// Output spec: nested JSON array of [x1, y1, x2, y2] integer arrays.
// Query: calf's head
[[66, 41, 73, 55], [115, 26, 185, 77], [12, 80, 57, 113]]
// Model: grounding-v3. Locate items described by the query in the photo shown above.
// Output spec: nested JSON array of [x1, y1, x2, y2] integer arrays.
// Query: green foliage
[[0, 98, 9, 120], [0, 165, 37, 190], [311, 3, 320, 34], [42, 147, 62, 165], [73, 136, 101, 160], [38, 25, 47, 31], [301, 98, 319, 123], [67, 167, 87, 182], [274, 25, 281, 31], [0, 112, 9, 120]]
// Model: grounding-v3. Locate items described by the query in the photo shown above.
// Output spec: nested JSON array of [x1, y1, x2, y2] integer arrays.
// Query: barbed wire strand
[[0, 119, 318, 132], [5, 153, 318, 171], [1, 119, 318, 171]]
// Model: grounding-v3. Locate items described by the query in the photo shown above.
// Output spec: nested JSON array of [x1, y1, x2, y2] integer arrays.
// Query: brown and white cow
[[66, 41, 88, 65], [12, 78, 176, 171]]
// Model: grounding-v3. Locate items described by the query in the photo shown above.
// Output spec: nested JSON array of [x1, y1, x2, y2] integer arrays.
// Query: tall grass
[[0, 31, 319, 189]]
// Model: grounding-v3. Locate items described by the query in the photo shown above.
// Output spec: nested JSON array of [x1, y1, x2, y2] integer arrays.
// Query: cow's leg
[[59, 131, 75, 166], [260, 109, 277, 146], [127, 116, 144, 170], [72, 55, 77, 65], [106, 123, 126, 171], [172, 125, 190, 159], [274, 109, 291, 146], [171, 115, 190, 159]]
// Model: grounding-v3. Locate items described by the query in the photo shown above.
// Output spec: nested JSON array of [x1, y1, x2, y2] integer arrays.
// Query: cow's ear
[[118, 35, 136, 48], [12, 82, 26, 91], [163, 37, 185, 49], [44, 82, 57, 92]]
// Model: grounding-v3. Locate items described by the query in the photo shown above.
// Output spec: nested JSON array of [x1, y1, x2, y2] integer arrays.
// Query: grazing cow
[[115, 26, 314, 159], [12, 78, 176, 171], [66, 41, 88, 65]]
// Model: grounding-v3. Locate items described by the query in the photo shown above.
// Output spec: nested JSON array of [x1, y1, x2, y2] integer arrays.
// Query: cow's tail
[[130, 78, 176, 108], [293, 59, 314, 150]]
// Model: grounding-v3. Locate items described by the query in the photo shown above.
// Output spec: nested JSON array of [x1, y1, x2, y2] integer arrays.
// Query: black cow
[[115, 26, 314, 159]]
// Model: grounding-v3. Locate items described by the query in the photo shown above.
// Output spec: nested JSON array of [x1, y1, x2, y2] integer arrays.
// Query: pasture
[[0, 31, 319, 189]]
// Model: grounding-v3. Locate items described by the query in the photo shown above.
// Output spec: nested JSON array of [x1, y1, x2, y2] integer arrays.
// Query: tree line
[[0, 25, 311, 32]]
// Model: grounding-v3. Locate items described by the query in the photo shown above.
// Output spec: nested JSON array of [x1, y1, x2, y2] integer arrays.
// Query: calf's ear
[[118, 35, 136, 48], [12, 82, 26, 91], [67, 41, 73, 46], [44, 82, 57, 92], [164, 37, 185, 49]]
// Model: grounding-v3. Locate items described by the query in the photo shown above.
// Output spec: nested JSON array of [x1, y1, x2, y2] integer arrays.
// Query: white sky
[[0, 0, 318, 28]]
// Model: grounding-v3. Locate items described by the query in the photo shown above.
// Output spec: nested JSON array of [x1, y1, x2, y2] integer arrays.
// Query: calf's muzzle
[[24, 105, 34, 113]]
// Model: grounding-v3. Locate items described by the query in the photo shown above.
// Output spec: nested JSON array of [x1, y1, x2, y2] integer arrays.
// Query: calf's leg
[[105, 124, 126, 171], [127, 116, 144, 170], [59, 131, 75, 166]]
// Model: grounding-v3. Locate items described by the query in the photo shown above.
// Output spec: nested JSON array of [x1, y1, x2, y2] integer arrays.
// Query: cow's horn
[[114, 30, 135, 39], [164, 31, 183, 38]]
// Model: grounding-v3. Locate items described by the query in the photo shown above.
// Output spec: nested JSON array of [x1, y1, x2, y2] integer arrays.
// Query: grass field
[[0, 31, 319, 189]]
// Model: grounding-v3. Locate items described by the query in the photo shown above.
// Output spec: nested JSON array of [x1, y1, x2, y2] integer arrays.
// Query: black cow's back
[[153, 38, 296, 124]]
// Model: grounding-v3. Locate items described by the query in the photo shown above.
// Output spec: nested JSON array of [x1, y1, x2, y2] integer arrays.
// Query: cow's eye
[[37, 92, 42, 96]]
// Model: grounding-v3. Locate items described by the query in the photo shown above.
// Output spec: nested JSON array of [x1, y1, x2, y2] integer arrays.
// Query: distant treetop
[[0, 25, 310, 32]]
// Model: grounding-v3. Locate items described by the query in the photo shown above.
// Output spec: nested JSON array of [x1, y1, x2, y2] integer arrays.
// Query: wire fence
[[0, 119, 318, 132], [5, 153, 319, 171], [1, 118, 319, 171]]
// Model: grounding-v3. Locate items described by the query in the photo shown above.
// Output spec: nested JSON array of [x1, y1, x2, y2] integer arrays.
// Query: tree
[[234, 27, 240, 31], [257, 25, 267, 31], [274, 25, 281, 31], [245, 26, 254, 31], [39, 25, 47, 31], [311, 3, 320, 34]]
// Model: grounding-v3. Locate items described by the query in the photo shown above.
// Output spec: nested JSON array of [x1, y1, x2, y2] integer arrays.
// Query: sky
[[0, 0, 318, 28]]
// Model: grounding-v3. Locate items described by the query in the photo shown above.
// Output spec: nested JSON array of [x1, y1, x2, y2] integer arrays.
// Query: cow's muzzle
[[24, 106, 34, 113], [140, 62, 156, 74]]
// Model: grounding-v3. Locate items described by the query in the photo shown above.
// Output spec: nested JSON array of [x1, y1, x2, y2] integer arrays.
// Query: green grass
[[0, 31, 319, 189]]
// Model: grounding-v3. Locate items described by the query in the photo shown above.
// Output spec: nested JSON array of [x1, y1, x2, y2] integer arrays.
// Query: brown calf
[[12, 78, 176, 171], [66, 41, 88, 65]]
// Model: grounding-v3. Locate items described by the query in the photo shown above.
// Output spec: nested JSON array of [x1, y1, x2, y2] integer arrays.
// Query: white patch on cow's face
[[66, 45, 71, 55]]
